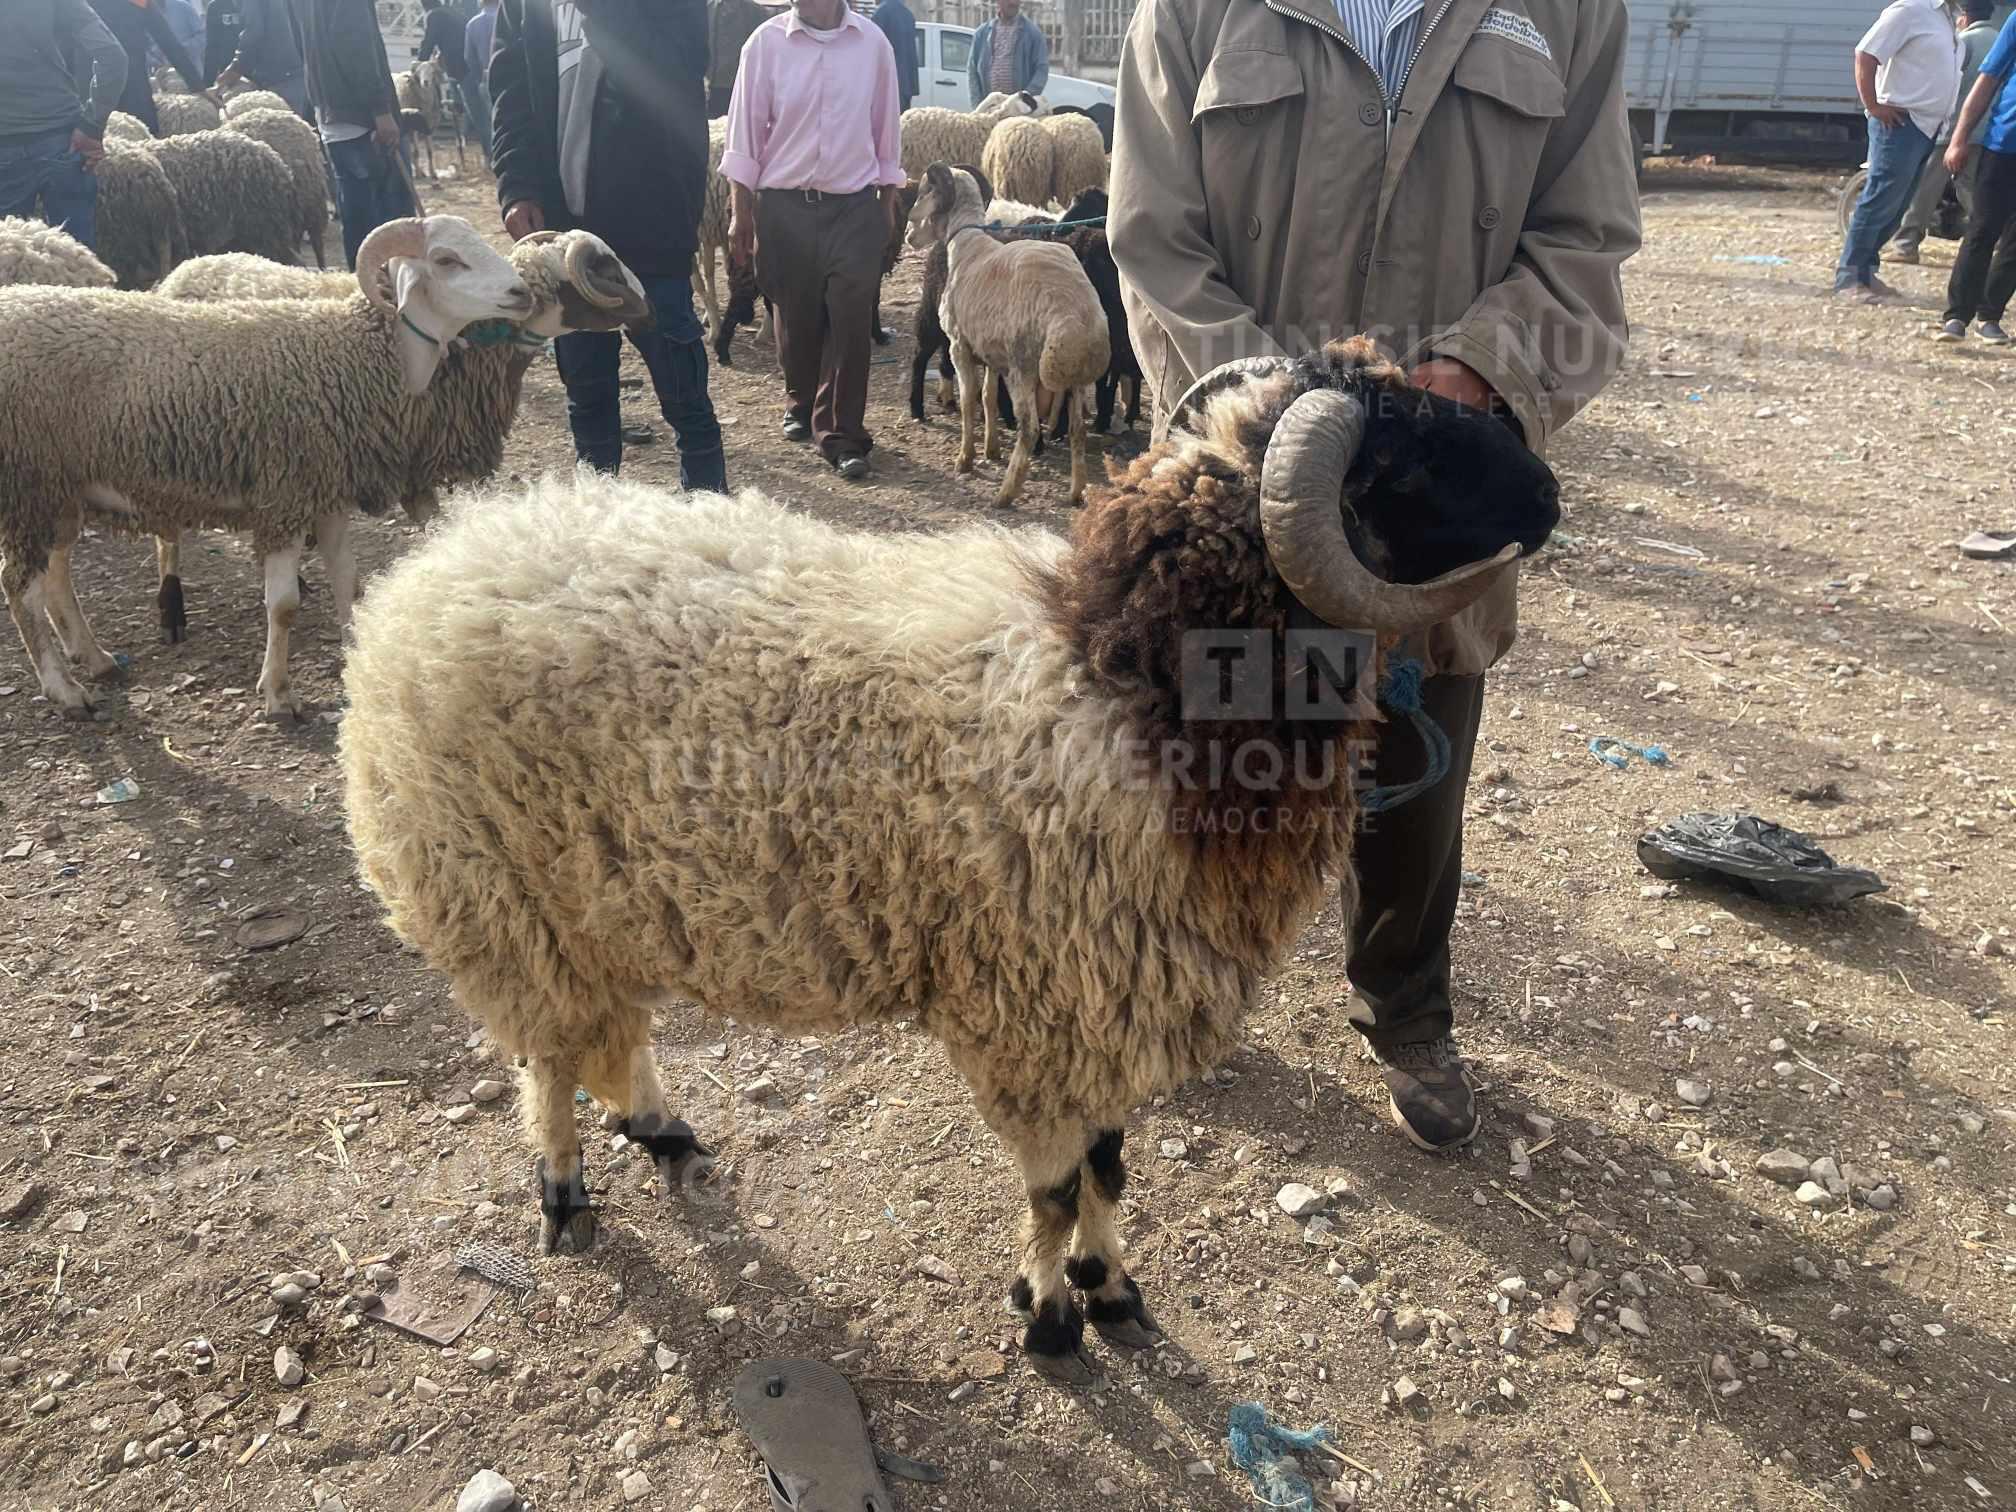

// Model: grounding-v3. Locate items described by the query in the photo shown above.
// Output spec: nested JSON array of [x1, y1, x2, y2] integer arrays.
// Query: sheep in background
[[157, 253, 352, 301], [1041, 111, 1107, 208], [0, 218, 116, 289], [395, 63, 448, 179], [898, 90, 1037, 181], [912, 163, 1105, 506], [1049, 102, 1113, 151], [94, 143, 187, 288], [979, 115, 1054, 211], [223, 90, 291, 119], [156, 94, 221, 135], [336, 339, 1561, 1383], [140, 130, 298, 265], [103, 112, 152, 143], [690, 118, 730, 335], [0, 217, 650, 715], [222, 108, 331, 269]]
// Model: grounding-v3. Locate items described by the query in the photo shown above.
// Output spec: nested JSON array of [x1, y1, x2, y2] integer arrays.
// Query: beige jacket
[[1108, 0, 1639, 675]]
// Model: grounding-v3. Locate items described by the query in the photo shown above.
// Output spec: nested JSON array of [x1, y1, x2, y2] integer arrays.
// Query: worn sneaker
[[1933, 319, 1969, 342], [781, 416, 812, 442], [1890, 242, 1922, 265], [835, 454, 870, 481], [1982, 321, 2013, 345], [1867, 275, 1903, 299], [1367, 1035, 1479, 1151]]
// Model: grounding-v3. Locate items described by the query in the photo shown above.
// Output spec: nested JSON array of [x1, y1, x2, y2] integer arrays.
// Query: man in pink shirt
[[722, 0, 905, 479]]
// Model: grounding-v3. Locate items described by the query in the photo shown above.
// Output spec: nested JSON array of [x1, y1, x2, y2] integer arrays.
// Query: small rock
[[1675, 1079, 1711, 1108], [215, 1135, 238, 1153], [1866, 1184, 1897, 1211], [1756, 1149, 1811, 1185], [1392, 1375, 1423, 1407], [1618, 1271, 1646, 1298], [1809, 1156, 1842, 1184], [456, 1469, 517, 1512], [414, 1375, 442, 1401], [1186, 1461, 1214, 1479], [1957, 1112, 1986, 1136], [470, 1079, 508, 1103], [620, 1470, 651, 1503], [1678, 1265, 1708, 1287], [1498, 1326, 1521, 1353], [1233, 1345, 1258, 1364], [441, 1104, 476, 1126], [1522, 1112, 1556, 1139], [276, 1399, 308, 1430], [1389, 1308, 1427, 1343], [739, 1078, 777, 1103], [914, 1254, 959, 1284], [272, 1283, 308, 1307], [1618, 1308, 1650, 1337], [28, 1393, 56, 1415], [1275, 1183, 1326, 1219], [1709, 1354, 1739, 1383], [1794, 1181, 1837, 1210], [122, 1440, 143, 1468], [273, 1348, 305, 1388], [1910, 1425, 1937, 1447], [1159, 1138, 1188, 1160], [1497, 1376, 1517, 1401], [654, 1344, 677, 1373], [947, 1381, 978, 1403], [1497, 1276, 1530, 1303], [705, 1306, 738, 1328]]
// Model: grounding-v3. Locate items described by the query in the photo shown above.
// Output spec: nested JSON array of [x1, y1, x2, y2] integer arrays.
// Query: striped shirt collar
[[1333, 0, 1428, 100]]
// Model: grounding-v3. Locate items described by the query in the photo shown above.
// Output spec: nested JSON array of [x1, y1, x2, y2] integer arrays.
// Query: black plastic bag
[[1637, 813, 1886, 907]]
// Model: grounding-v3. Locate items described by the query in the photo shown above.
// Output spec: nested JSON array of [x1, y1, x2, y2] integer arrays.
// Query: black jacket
[[417, 3, 468, 79], [490, 0, 707, 279], [86, 0, 204, 123], [301, 0, 395, 130], [203, 0, 243, 85], [233, 0, 306, 87]]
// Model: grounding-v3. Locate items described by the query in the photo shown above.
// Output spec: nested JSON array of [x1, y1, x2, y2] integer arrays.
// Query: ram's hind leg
[[1005, 1130, 1095, 1387], [525, 1053, 597, 1256], [42, 543, 122, 680], [587, 1026, 714, 1196], [156, 533, 186, 643], [4, 550, 91, 716], [1067, 1129, 1162, 1349], [255, 537, 306, 720]]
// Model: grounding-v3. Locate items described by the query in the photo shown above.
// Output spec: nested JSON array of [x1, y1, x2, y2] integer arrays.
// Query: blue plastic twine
[[1226, 1402, 1332, 1511], [1588, 736, 1670, 770], [1362, 656, 1450, 815]]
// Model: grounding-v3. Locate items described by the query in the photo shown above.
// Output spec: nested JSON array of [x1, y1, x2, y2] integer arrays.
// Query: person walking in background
[[724, 0, 904, 480], [1110, 0, 1637, 1150], [415, 0, 475, 146], [707, 0, 772, 119], [86, 0, 219, 135], [462, 0, 499, 164], [0, 0, 127, 252], [490, 0, 727, 489], [968, 0, 1046, 106], [873, 0, 919, 112], [215, 0, 311, 118], [1936, 3, 2016, 341], [302, 0, 410, 267], [203, 0, 244, 91], [1894, 0, 2000, 263], [157, 0, 207, 73], [1834, 0, 1962, 303]]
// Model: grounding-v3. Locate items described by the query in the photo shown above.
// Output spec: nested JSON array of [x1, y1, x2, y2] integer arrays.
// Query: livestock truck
[[1630, 0, 2016, 166]]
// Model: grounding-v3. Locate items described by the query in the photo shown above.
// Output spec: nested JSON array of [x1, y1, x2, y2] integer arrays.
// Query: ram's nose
[[503, 283, 534, 317]]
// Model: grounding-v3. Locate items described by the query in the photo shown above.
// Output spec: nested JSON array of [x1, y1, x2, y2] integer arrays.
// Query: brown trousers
[[754, 187, 885, 461]]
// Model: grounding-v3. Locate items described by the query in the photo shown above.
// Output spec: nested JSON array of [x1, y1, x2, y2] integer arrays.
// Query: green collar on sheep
[[399, 314, 546, 352]]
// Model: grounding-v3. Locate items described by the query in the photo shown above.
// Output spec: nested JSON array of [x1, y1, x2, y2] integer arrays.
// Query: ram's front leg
[[1066, 1129, 1163, 1349], [1006, 1134, 1094, 1387], [526, 1053, 596, 1255], [4, 552, 91, 716], [255, 537, 305, 720], [952, 338, 980, 474], [156, 533, 186, 643], [43, 543, 123, 681]]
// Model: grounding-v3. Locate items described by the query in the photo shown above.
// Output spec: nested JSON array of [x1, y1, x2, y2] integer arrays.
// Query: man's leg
[[629, 277, 727, 492], [552, 329, 625, 473], [755, 191, 825, 434], [1977, 180, 2016, 326], [1946, 149, 2016, 324], [1344, 671, 1487, 1150], [328, 138, 379, 268], [1838, 118, 1930, 290], [1892, 151, 1953, 257], [0, 134, 43, 221], [462, 80, 493, 164], [812, 191, 884, 466]]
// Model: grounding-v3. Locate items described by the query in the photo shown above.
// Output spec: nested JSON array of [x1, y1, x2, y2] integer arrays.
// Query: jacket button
[[1478, 205, 1503, 230], [1235, 105, 1259, 125], [1246, 215, 1262, 240], [1358, 101, 1383, 127], [1356, 250, 1372, 275]]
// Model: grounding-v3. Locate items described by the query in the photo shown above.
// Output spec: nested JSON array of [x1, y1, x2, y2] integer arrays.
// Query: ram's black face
[[1347, 384, 1561, 585]]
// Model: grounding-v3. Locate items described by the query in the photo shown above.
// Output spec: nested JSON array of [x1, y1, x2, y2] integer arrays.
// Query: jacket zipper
[[1393, 0, 1464, 138], [1264, 0, 1464, 148]]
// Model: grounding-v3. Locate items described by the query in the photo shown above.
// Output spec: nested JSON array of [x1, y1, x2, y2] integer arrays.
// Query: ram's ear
[[390, 259, 450, 395]]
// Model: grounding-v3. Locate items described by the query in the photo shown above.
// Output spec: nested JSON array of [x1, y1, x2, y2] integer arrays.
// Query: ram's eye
[[432, 252, 466, 270]]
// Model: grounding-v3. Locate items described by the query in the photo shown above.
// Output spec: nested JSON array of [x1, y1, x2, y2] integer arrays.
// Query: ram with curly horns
[[337, 339, 1560, 1386]]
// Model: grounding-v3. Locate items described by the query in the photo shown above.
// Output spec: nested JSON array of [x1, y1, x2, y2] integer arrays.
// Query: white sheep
[[0, 217, 116, 289], [223, 89, 291, 119], [395, 62, 447, 180], [898, 90, 1037, 182], [336, 338, 1561, 1383], [221, 107, 331, 269], [1041, 111, 1107, 208], [103, 111, 152, 143], [157, 252, 353, 301], [912, 163, 1106, 506], [156, 93, 221, 136], [94, 142, 187, 288], [979, 114, 1055, 210], [0, 217, 651, 717], [137, 129, 297, 266]]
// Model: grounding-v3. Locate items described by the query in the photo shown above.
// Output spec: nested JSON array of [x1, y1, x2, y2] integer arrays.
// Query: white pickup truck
[[912, 22, 1117, 114]]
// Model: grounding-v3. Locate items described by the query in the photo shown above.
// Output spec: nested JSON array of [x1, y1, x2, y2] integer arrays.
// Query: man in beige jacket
[[1110, 0, 1637, 1151]]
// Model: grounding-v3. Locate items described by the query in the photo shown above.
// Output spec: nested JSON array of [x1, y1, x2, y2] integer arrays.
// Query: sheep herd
[[0, 85, 1568, 1387]]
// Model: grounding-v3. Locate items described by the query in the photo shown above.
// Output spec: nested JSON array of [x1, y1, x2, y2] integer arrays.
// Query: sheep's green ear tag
[[732, 1359, 943, 1511]]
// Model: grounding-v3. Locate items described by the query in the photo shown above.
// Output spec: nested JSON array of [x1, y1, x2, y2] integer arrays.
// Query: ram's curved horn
[[515, 229, 561, 246], [564, 233, 626, 309], [1259, 388, 1519, 635], [1164, 356, 1293, 436], [355, 217, 428, 313]]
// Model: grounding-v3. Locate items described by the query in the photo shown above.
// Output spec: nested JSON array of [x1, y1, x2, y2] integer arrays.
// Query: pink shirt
[[720, 9, 905, 195]]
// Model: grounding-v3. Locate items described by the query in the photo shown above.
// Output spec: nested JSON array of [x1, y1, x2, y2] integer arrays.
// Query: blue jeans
[[552, 278, 727, 491], [0, 128, 99, 252], [1838, 115, 1936, 289], [455, 79, 492, 164], [326, 135, 414, 269]]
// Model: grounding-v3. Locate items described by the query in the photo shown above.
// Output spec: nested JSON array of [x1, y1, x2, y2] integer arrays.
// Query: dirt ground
[[2, 158, 2014, 1512]]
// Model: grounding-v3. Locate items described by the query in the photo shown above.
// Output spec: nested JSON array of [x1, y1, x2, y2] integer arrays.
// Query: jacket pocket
[[1449, 38, 1565, 121], [1192, 48, 1304, 124]]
